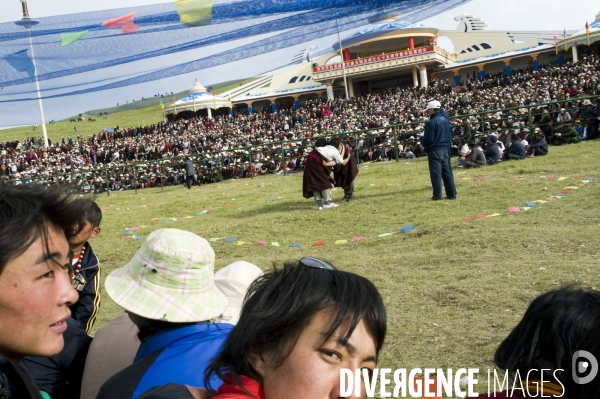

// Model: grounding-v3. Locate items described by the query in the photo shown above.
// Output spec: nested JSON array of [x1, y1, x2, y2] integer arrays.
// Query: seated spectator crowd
[[1, 49, 599, 192]]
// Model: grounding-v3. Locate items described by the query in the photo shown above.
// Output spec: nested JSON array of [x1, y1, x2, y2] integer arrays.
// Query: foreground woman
[[140, 257, 387, 399]]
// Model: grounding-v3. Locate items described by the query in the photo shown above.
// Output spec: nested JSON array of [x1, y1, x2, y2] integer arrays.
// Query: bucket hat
[[105, 228, 228, 322], [214, 261, 263, 325]]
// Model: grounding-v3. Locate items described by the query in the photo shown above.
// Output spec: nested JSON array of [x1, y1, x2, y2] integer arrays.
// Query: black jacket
[[0, 357, 43, 399], [485, 144, 501, 164], [529, 137, 548, 155], [70, 242, 101, 334], [505, 140, 526, 159], [422, 109, 452, 153], [23, 318, 92, 399], [184, 160, 196, 176]]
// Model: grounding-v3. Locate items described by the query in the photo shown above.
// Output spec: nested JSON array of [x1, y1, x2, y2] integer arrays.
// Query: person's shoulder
[[0, 357, 43, 399]]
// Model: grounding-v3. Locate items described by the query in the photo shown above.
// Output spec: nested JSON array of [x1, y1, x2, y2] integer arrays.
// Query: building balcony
[[311, 45, 457, 82]]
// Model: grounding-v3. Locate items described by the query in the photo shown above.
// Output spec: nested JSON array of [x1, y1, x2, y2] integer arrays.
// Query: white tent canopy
[[162, 80, 232, 117]]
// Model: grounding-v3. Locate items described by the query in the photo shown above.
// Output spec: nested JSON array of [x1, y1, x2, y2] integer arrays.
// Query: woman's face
[[252, 309, 377, 399]]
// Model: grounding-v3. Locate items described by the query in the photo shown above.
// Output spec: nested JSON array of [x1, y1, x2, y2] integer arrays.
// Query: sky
[[0, 0, 597, 128]]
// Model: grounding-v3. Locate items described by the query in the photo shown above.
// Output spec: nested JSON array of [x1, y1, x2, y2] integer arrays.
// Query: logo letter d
[[572, 350, 598, 385]]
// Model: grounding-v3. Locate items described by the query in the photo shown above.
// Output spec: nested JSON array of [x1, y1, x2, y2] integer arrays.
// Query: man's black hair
[[75, 200, 103, 229], [495, 286, 600, 384], [205, 259, 387, 391], [0, 183, 92, 275], [329, 137, 341, 149], [314, 138, 328, 147], [134, 317, 197, 343]]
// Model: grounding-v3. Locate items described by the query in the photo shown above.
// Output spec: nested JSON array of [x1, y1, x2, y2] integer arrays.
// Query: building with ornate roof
[[165, 12, 598, 117]]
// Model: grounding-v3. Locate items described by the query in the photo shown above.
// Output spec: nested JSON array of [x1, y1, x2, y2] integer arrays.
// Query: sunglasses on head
[[299, 256, 334, 270]]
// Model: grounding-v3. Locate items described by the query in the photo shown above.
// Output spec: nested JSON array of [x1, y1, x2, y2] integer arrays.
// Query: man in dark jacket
[[421, 100, 456, 200], [464, 140, 486, 168], [485, 135, 501, 165], [527, 129, 548, 157], [184, 158, 198, 189], [504, 134, 526, 160]]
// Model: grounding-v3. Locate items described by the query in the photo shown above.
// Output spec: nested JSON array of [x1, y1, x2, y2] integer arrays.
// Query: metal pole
[[354, 132, 359, 163], [133, 165, 137, 194], [393, 127, 399, 162], [528, 107, 533, 138], [16, 12, 48, 148], [159, 159, 164, 190], [281, 143, 286, 176], [104, 168, 110, 196], [335, 18, 349, 98], [480, 112, 485, 135], [26, 30, 48, 148]]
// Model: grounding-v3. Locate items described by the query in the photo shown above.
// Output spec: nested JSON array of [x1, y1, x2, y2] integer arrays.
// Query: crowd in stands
[[1, 182, 600, 399], [1, 49, 600, 192]]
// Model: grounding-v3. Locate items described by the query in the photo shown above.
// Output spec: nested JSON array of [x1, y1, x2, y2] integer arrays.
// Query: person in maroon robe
[[329, 138, 358, 202], [302, 145, 334, 210]]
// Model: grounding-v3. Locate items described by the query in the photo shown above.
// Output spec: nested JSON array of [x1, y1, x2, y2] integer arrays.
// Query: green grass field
[[78, 140, 600, 389], [0, 105, 165, 145]]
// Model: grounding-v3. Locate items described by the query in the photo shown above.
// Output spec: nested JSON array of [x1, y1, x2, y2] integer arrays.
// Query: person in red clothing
[[138, 257, 387, 399], [205, 257, 387, 399]]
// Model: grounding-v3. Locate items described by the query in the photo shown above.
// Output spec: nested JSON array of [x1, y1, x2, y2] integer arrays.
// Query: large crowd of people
[[1, 48, 599, 192], [1, 182, 600, 399]]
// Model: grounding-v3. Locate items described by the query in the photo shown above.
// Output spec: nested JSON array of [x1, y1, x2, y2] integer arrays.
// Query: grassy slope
[[0, 77, 257, 144], [88, 140, 599, 388]]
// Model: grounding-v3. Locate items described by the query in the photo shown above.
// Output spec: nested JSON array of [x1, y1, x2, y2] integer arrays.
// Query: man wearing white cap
[[421, 100, 456, 200], [97, 229, 261, 399], [556, 108, 571, 123]]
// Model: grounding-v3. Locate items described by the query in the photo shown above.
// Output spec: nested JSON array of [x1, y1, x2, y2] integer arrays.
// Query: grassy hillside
[[85, 77, 255, 116], [0, 77, 257, 144], [87, 140, 599, 392]]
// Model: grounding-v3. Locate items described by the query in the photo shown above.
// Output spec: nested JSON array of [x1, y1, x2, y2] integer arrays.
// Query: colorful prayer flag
[[60, 31, 88, 46], [175, 0, 214, 26], [102, 12, 139, 34], [3, 49, 35, 80]]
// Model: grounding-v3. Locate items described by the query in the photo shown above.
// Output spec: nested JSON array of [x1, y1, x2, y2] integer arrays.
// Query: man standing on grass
[[421, 100, 456, 201], [184, 158, 198, 189]]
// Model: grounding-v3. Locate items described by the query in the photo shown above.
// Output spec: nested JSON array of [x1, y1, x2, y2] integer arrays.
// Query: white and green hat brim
[[105, 265, 228, 323], [105, 228, 228, 323]]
